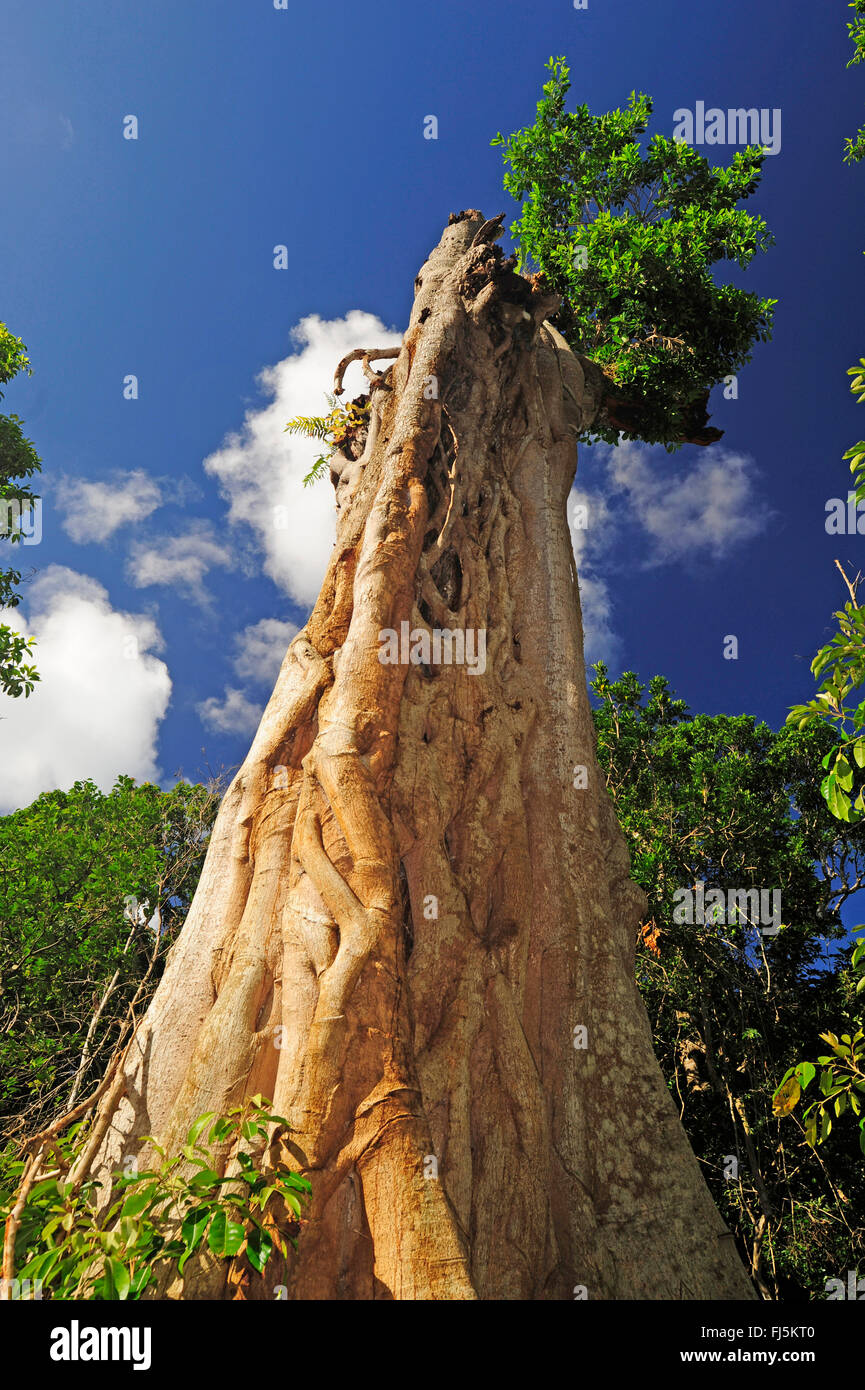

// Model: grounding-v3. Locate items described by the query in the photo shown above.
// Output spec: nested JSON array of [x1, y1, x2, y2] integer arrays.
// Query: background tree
[[0, 777, 219, 1143], [592, 667, 865, 1298], [0, 323, 41, 698], [491, 57, 775, 446], [778, 2, 865, 1176], [30, 61, 778, 1300]]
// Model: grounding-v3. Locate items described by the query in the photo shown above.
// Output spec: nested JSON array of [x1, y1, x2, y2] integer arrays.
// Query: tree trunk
[[81, 212, 754, 1300]]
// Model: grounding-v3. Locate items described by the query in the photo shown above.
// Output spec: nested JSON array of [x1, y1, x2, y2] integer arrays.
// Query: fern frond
[[302, 454, 331, 488], [288, 393, 372, 487], [284, 415, 331, 440]]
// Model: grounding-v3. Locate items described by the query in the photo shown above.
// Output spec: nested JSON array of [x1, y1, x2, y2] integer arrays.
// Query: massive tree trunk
[[81, 212, 754, 1300]]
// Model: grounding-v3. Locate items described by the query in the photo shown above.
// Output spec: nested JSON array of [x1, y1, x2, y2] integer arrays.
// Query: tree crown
[[492, 57, 776, 447]]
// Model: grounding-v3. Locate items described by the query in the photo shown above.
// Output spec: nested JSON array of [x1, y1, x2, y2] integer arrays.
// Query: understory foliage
[[0, 321, 41, 697], [3, 675, 864, 1302], [0, 777, 220, 1140], [592, 668, 865, 1298], [492, 57, 776, 447], [777, 6, 865, 1188], [0, 1097, 310, 1299], [790, 4, 865, 824]]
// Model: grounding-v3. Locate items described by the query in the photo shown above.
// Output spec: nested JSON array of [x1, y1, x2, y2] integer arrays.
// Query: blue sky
[[1, 0, 864, 805]]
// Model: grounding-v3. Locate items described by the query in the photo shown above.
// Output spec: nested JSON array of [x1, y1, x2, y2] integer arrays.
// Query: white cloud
[[125, 522, 234, 605], [568, 486, 622, 669], [0, 567, 171, 813], [194, 617, 297, 738], [232, 617, 297, 686], [203, 311, 401, 607], [604, 440, 769, 564], [56, 470, 162, 543], [568, 441, 771, 669], [196, 687, 262, 736]]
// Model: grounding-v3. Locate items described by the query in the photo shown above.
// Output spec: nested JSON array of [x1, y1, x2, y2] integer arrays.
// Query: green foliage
[[845, 0, 865, 164], [778, 12, 865, 1191], [491, 57, 776, 447], [792, 13, 865, 821], [0, 777, 220, 1137], [786, 289, 865, 817], [592, 667, 865, 1296], [787, 565, 865, 826], [285, 392, 370, 486], [0, 1097, 311, 1299], [0, 322, 42, 698], [774, 1013, 865, 1157], [0, 626, 39, 698]]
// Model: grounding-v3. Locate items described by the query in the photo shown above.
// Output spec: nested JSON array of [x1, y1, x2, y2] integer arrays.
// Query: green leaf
[[106, 1257, 131, 1301], [794, 1062, 816, 1091], [827, 777, 854, 820], [207, 1208, 228, 1255], [224, 1221, 246, 1256], [283, 1190, 303, 1218], [186, 1112, 217, 1147], [188, 1168, 224, 1190], [121, 1191, 152, 1219], [245, 1224, 273, 1274], [180, 1206, 211, 1257]]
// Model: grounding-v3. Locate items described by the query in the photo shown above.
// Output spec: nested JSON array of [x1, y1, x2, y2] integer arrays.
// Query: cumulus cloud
[[604, 440, 769, 565], [567, 440, 771, 669], [196, 687, 263, 736], [0, 566, 171, 813], [232, 617, 298, 686], [56, 469, 162, 543], [194, 617, 297, 738], [568, 486, 622, 669], [203, 311, 401, 607], [125, 522, 234, 605]]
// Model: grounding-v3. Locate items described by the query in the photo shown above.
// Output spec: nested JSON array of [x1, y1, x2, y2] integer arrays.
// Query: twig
[[834, 558, 862, 609], [332, 347, 401, 397]]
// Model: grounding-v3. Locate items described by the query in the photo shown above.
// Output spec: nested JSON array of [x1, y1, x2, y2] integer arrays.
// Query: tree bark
[[81, 212, 754, 1300]]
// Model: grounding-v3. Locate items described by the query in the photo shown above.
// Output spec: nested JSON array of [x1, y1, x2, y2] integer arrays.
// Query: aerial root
[[333, 346, 402, 397]]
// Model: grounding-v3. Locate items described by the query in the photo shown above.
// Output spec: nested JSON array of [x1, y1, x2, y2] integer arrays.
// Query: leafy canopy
[[593, 667, 865, 1293], [492, 57, 776, 447], [788, 7, 865, 827], [774, 5, 865, 1193], [0, 321, 42, 697], [845, 0, 865, 164], [0, 776, 220, 1137]]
